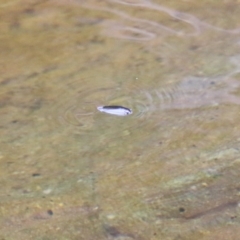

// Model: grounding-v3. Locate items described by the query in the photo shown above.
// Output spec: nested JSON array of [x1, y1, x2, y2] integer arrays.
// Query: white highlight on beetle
[[97, 106, 132, 116]]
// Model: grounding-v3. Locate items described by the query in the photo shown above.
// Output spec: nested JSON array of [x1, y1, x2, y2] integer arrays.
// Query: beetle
[[97, 105, 132, 116]]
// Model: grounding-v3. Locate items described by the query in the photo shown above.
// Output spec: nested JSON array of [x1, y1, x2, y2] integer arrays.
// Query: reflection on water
[[87, 0, 240, 42], [1, 0, 240, 239]]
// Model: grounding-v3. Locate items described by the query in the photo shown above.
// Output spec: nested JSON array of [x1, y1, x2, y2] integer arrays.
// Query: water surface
[[1, 0, 240, 239]]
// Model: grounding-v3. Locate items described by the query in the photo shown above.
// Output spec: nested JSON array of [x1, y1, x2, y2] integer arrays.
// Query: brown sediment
[[182, 200, 238, 220], [1, 0, 240, 239]]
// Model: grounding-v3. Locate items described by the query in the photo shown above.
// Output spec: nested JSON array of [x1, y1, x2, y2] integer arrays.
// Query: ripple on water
[[54, 79, 151, 150], [55, 66, 240, 138], [50, 56, 240, 163]]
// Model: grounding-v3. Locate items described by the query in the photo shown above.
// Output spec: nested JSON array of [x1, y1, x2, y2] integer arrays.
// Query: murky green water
[[1, 0, 240, 239]]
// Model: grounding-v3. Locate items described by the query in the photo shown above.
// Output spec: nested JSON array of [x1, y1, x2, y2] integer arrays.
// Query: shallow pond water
[[1, 0, 240, 239]]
